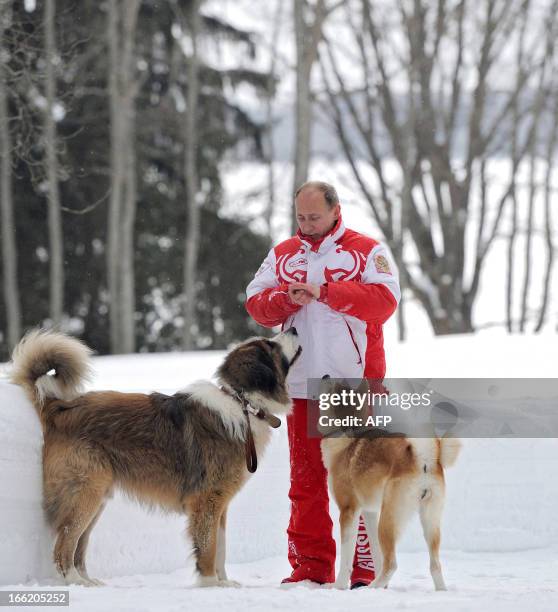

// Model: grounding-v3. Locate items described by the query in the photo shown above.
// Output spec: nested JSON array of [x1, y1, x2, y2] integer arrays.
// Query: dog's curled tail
[[11, 329, 92, 423], [439, 437, 462, 468]]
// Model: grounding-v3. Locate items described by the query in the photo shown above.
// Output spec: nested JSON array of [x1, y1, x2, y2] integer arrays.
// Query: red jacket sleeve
[[323, 281, 397, 325], [245, 283, 301, 328]]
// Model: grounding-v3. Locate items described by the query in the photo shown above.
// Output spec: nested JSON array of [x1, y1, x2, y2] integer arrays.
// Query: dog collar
[[219, 385, 281, 474], [220, 385, 281, 429]]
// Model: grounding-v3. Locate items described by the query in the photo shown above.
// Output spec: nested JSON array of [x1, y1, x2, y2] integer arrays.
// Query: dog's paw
[[64, 572, 100, 587], [432, 571, 447, 591], [194, 576, 220, 588], [77, 571, 105, 587], [218, 579, 241, 588]]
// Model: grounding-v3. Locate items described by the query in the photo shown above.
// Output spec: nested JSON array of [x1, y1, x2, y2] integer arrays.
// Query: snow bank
[[1, 334, 557, 585]]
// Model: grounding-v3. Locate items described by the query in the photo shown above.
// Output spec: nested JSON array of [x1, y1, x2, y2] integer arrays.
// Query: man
[[245, 181, 400, 587]]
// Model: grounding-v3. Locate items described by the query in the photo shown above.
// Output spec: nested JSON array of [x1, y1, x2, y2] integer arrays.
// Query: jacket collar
[[296, 216, 345, 253]]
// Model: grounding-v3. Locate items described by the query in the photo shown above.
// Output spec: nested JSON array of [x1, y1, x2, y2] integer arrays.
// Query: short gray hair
[[294, 181, 339, 209]]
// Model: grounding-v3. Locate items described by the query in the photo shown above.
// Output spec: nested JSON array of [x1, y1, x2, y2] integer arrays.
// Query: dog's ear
[[250, 362, 276, 393], [261, 339, 291, 378], [218, 342, 278, 394], [244, 344, 277, 393]]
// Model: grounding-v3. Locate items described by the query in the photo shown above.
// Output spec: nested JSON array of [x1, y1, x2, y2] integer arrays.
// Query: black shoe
[[350, 581, 368, 590]]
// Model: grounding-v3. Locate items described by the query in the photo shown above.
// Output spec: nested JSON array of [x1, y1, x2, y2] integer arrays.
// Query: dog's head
[[217, 327, 301, 414]]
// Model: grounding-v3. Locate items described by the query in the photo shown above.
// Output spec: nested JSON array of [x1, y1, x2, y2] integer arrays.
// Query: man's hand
[[288, 282, 321, 305]]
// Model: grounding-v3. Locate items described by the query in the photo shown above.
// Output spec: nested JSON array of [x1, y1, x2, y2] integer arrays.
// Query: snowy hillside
[[1, 332, 557, 611]]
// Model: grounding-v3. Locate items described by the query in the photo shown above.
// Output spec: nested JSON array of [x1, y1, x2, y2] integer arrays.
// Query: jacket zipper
[[344, 320, 363, 365]]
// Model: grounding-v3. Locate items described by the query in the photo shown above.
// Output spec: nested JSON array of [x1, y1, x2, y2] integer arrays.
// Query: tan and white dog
[[320, 380, 461, 591], [10, 328, 301, 587]]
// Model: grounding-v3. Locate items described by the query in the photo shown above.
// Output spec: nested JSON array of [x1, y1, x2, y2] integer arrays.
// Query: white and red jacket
[[245, 217, 400, 398]]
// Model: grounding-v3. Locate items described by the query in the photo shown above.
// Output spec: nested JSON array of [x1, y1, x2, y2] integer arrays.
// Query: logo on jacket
[[287, 257, 307, 269], [374, 254, 392, 274], [277, 250, 307, 283], [324, 248, 366, 282]]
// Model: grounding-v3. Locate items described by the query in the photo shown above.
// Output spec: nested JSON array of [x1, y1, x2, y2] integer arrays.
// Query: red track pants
[[285, 398, 375, 585]]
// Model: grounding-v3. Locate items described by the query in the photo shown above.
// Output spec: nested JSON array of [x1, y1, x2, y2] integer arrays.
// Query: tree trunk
[[291, 0, 326, 233], [44, 0, 64, 326], [293, 0, 312, 192], [119, 105, 137, 354], [535, 156, 555, 332], [182, 0, 201, 350], [519, 152, 536, 332], [534, 91, 558, 332], [429, 310, 473, 335], [107, 0, 139, 353], [506, 14, 526, 334], [0, 1, 22, 350], [506, 183, 517, 333], [107, 0, 123, 352], [263, 0, 284, 237], [119, 4, 140, 354]]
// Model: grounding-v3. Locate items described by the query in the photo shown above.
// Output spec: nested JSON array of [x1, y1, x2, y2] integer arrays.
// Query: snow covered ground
[[6, 549, 558, 612], [1, 332, 558, 610]]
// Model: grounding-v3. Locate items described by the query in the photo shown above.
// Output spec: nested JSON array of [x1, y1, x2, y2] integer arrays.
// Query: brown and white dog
[[320, 380, 461, 591], [10, 328, 301, 587]]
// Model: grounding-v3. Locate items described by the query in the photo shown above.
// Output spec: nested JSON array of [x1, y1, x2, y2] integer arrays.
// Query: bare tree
[[291, 0, 328, 231], [519, 139, 537, 333], [506, 0, 530, 334], [534, 19, 558, 332], [319, 0, 557, 334], [263, 0, 285, 236], [107, 0, 141, 353], [107, 0, 123, 353], [179, 0, 202, 351], [519, 2, 557, 332], [43, 0, 64, 327], [0, 0, 21, 349], [534, 104, 557, 332], [119, 3, 141, 355]]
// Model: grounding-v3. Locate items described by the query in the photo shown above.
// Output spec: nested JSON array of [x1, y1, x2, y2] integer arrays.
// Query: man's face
[[295, 189, 340, 240]]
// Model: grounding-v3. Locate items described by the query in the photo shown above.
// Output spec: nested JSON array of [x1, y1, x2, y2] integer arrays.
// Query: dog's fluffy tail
[[11, 329, 92, 425], [439, 437, 462, 468]]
